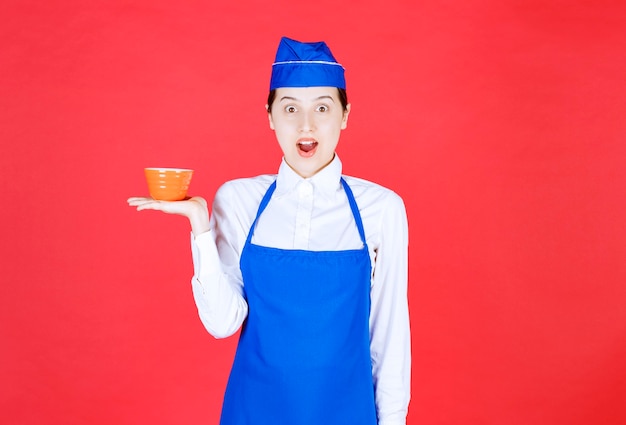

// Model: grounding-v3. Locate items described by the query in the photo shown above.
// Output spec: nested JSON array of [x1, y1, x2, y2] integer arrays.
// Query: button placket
[[293, 181, 313, 249]]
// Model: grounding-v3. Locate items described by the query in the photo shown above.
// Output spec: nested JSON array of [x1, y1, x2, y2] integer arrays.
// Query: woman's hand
[[127, 196, 210, 237]]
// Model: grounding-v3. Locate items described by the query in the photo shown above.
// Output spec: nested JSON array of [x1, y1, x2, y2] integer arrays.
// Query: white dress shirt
[[190, 155, 410, 425]]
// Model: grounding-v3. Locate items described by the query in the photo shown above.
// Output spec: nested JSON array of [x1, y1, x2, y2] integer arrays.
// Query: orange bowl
[[144, 168, 194, 201]]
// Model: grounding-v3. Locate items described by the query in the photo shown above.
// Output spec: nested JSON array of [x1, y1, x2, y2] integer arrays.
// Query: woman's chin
[[287, 156, 334, 178]]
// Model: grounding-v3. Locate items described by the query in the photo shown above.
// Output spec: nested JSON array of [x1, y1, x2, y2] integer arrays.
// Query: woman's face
[[268, 86, 350, 178]]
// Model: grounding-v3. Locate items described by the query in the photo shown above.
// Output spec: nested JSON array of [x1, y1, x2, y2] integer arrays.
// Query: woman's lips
[[297, 139, 318, 157]]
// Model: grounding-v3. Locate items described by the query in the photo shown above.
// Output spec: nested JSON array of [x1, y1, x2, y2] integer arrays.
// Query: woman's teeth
[[298, 141, 318, 152]]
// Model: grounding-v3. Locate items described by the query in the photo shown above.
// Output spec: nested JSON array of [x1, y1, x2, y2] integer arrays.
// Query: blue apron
[[220, 178, 377, 425]]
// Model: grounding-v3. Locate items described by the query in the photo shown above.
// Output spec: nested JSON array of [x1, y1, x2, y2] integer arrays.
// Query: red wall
[[2, 1, 625, 424]]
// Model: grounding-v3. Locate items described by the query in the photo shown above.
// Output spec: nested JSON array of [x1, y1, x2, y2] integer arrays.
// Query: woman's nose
[[299, 110, 315, 132]]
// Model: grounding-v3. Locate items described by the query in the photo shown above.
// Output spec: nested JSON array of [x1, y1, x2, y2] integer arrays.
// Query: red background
[[2, 1, 625, 424]]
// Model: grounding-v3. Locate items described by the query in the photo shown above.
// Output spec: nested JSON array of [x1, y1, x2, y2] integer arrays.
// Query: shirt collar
[[275, 155, 343, 196]]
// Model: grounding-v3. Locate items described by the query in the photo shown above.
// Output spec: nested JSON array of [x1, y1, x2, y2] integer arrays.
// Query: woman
[[128, 37, 410, 425]]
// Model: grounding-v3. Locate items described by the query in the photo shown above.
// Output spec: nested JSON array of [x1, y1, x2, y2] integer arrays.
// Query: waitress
[[128, 37, 410, 425]]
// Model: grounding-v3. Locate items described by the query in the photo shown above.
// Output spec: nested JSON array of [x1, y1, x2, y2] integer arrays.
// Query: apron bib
[[220, 178, 377, 425]]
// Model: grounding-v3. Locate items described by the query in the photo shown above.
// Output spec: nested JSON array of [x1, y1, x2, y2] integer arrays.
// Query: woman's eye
[[316, 105, 328, 112], [285, 105, 297, 113]]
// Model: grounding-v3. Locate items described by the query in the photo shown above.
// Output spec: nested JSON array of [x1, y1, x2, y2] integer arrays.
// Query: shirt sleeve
[[369, 191, 411, 425], [190, 183, 249, 339]]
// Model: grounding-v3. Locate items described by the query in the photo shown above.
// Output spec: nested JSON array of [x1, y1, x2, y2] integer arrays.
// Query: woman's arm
[[369, 191, 411, 425]]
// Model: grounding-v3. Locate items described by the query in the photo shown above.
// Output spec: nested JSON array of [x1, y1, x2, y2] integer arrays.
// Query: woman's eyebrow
[[279, 95, 336, 102], [279, 96, 299, 102], [316, 95, 336, 102]]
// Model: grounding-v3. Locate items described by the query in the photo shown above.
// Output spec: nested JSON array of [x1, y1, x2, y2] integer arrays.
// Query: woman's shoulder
[[342, 175, 408, 240], [342, 175, 405, 208]]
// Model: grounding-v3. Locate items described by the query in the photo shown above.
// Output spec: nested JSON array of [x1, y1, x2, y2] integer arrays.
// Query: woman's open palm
[[127, 196, 210, 236]]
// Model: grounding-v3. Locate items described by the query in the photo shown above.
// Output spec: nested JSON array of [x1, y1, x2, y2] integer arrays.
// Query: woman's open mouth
[[297, 139, 318, 157]]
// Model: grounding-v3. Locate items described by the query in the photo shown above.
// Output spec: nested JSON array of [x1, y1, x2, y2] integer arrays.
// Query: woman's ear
[[341, 103, 351, 130], [266, 104, 275, 130]]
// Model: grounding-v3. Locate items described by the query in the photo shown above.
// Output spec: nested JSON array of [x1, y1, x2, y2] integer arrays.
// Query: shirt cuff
[[378, 419, 407, 425], [190, 230, 220, 278]]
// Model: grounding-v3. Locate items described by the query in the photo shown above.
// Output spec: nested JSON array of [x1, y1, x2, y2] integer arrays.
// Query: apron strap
[[245, 180, 277, 245], [340, 177, 367, 247]]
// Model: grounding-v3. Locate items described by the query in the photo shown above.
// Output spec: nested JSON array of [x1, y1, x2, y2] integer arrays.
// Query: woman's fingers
[[127, 197, 159, 209], [127, 197, 151, 205], [127, 197, 171, 212], [128, 198, 162, 211]]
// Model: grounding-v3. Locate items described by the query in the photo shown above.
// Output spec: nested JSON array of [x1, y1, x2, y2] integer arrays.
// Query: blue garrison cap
[[270, 37, 346, 90]]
